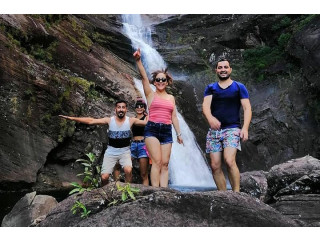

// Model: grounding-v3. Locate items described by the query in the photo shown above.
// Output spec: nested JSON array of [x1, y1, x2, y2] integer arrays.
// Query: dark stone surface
[[270, 194, 320, 226], [1, 191, 58, 227], [288, 15, 320, 88], [266, 155, 320, 202], [39, 183, 298, 227], [240, 170, 268, 201]]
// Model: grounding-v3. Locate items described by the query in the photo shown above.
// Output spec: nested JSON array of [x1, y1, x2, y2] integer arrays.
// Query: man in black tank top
[[59, 100, 147, 186]]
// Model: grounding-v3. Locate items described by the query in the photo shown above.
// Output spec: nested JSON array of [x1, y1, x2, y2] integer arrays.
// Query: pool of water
[[169, 185, 219, 192]]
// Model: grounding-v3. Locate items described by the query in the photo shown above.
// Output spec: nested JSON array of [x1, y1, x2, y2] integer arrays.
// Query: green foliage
[[69, 153, 101, 195], [76, 153, 101, 189], [29, 41, 58, 63], [69, 152, 101, 219], [71, 201, 91, 218], [294, 15, 317, 32], [24, 89, 33, 97], [242, 14, 316, 82], [30, 14, 67, 27], [69, 182, 87, 195], [278, 33, 292, 49], [7, 33, 21, 47], [69, 76, 94, 93], [41, 113, 52, 124], [60, 18, 93, 51], [58, 118, 75, 142], [68, 76, 99, 100], [116, 183, 140, 202], [243, 46, 283, 81], [271, 16, 291, 31], [91, 31, 115, 45]]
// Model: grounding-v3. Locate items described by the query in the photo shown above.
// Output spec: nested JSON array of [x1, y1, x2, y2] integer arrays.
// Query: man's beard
[[217, 74, 230, 81], [117, 111, 125, 118]]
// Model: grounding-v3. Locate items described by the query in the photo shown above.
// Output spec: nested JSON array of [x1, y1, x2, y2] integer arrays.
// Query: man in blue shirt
[[202, 58, 252, 192]]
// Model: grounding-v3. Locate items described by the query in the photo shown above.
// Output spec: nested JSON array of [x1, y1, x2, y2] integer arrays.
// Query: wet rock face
[[39, 183, 298, 227], [266, 155, 320, 201], [270, 194, 320, 226], [288, 16, 320, 88], [240, 156, 320, 226], [0, 14, 139, 191], [1, 191, 58, 227], [240, 170, 268, 201]]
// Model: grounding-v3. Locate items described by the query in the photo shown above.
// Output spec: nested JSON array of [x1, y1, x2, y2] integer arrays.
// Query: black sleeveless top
[[131, 115, 146, 137]]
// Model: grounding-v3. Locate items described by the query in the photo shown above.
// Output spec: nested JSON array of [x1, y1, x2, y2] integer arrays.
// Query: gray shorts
[[101, 151, 132, 174]]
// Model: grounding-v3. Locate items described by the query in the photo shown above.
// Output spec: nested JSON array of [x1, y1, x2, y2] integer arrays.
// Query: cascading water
[[122, 14, 166, 75], [122, 14, 216, 191]]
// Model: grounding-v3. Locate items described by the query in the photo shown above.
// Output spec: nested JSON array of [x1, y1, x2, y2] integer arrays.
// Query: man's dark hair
[[215, 58, 231, 69], [115, 99, 127, 107]]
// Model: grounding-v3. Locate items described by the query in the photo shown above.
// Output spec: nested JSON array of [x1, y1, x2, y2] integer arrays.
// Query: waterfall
[[122, 14, 216, 190], [122, 14, 166, 75]]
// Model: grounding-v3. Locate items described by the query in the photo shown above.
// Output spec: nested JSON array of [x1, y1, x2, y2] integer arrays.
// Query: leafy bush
[[271, 16, 291, 31], [29, 41, 58, 62], [117, 183, 140, 202], [278, 33, 292, 49], [243, 46, 283, 77], [69, 152, 101, 195], [71, 201, 91, 218]]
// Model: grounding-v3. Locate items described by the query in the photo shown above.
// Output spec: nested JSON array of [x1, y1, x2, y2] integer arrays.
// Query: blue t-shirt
[[204, 81, 249, 129]]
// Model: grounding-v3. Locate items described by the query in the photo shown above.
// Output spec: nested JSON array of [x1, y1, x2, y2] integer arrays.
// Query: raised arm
[[171, 98, 183, 145], [133, 48, 153, 99], [59, 115, 110, 125], [130, 116, 148, 127], [240, 98, 252, 141], [202, 95, 221, 130]]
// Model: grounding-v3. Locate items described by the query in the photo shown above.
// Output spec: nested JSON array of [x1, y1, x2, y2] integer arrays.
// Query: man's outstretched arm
[[59, 115, 110, 125]]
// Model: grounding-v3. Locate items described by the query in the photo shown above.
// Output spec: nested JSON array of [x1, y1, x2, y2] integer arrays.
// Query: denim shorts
[[130, 140, 148, 159], [206, 128, 241, 153], [144, 121, 173, 145]]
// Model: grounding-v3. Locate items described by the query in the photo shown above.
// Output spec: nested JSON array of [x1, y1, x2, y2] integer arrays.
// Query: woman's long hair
[[151, 68, 173, 86]]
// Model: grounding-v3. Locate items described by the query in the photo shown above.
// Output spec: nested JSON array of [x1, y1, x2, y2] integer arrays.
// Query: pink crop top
[[148, 95, 174, 124]]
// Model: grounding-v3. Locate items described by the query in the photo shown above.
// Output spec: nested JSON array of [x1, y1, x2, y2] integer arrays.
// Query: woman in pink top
[[133, 48, 183, 187]]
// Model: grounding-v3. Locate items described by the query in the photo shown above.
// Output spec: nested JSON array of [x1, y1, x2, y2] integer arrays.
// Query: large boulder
[[266, 155, 320, 201], [39, 183, 299, 227], [240, 170, 268, 202], [1, 191, 58, 227], [270, 194, 320, 226]]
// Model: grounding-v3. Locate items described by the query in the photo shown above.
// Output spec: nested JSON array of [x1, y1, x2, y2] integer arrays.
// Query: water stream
[[122, 14, 217, 191]]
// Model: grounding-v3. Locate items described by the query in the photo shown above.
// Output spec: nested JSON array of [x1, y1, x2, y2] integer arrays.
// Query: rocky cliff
[[0, 14, 142, 220]]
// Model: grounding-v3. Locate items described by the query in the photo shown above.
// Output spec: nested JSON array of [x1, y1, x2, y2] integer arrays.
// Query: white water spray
[[122, 14, 216, 189]]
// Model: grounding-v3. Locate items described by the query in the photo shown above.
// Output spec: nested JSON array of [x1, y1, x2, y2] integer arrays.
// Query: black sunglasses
[[135, 104, 145, 109], [155, 78, 167, 83]]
